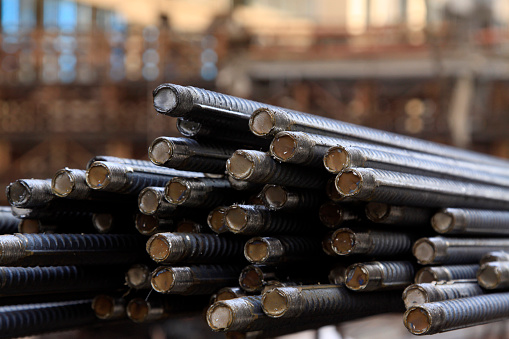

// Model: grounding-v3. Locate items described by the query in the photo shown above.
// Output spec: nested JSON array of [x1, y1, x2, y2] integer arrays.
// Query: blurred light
[[1, 0, 20, 32], [2, 36, 20, 54], [200, 63, 217, 81], [201, 35, 217, 50], [142, 64, 159, 81], [143, 26, 159, 42], [407, 0, 426, 31], [1, 55, 19, 72], [142, 49, 159, 64], [346, 0, 367, 35], [58, 0, 77, 32], [59, 69, 76, 83], [201, 49, 217, 64], [405, 98, 425, 117], [58, 53, 77, 71]]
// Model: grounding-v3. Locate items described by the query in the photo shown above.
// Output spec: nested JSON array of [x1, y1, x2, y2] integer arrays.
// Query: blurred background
[[2, 0, 509, 205]]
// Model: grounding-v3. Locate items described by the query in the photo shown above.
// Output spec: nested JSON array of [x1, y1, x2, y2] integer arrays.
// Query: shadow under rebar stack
[[3, 83, 509, 338]]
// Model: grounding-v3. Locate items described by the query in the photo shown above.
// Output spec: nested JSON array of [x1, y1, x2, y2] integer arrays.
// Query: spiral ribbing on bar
[[345, 261, 414, 291], [414, 265, 480, 283], [0, 208, 19, 234], [6, 179, 53, 208], [244, 236, 323, 264], [432, 208, 509, 235], [365, 202, 434, 227], [260, 185, 324, 212], [402, 282, 485, 308]]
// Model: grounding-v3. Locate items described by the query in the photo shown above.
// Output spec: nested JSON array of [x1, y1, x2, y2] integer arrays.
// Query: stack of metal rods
[[3, 83, 509, 338]]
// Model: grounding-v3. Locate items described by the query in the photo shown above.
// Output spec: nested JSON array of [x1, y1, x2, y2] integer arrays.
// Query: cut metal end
[[126, 265, 151, 289], [135, 214, 160, 235], [138, 188, 161, 215], [323, 146, 349, 174], [52, 169, 74, 197], [431, 212, 454, 234], [18, 219, 41, 234], [335, 170, 362, 197], [331, 228, 355, 255], [244, 238, 269, 263], [151, 267, 175, 293], [270, 134, 297, 161], [153, 86, 178, 114], [365, 202, 390, 222], [345, 264, 369, 290], [165, 179, 189, 204], [404, 307, 432, 335], [261, 185, 287, 209], [249, 108, 276, 137], [477, 263, 501, 289], [146, 235, 171, 262], [92, 295, 125, 320], [319, 202, 344, 228], [402, 285, 428, 308], [207, 207, 228, 234], [127, 298, 150, 323], [325, 177, 343, 202], [92, 213, 113, 233], [226, 151, 255, 180], [207, 303, 234, 331], [261, 288, 288, 318], [149, 138, 173, 165], [6, 181, 30, 206], [216, 287, 245, 302], [86, 163, 111, 189], [414, 268, 438, 284], [413, 239, 436, 265], [225, 206, 248, 233], [239, 266, 263, 292]]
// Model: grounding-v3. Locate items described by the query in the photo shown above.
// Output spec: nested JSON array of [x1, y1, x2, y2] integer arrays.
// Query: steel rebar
[[318, 202, 364, 228], [414, 265, 480, 283], [165, 177, 239, 208], [260, 185, 324, 212], [125, 264, 153, 290], [244, 236, 324, 264], [135, 213, 174, 236], [402, 281, 485, 309], [365, 202, 434, 227], [345, 261, 415, 291], [92, 294, 126, 320], [138, 186, 176, 217], [480, 251, 509, 265], [432, 208, 509, 235], [6, 179, 54, 208], [477, 262, 509, 290]]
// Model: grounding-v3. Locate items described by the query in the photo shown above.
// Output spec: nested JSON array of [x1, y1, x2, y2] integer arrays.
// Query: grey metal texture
[[226, 150, 329, 190], [244, 236, 324, 264], [125, 264, 153, 289], [477, 262, 509, 290], [138, 186, 176, 217], [145, 232, 245, 264], [0, 207, 19, 234], [365, 202, 434, 227], [260, 185, 324, 212], [148, 136, 238, 174], [85, 155, 155, 170], [432, 208, 509, 235], [413, 236, 509, 265], [261, 285, 404, 319], [0, 265, 125, 296], [480, 251, 509, 265], [345, 261, 415, 291], [151, 264, 243, 295], [402, 281, 485, 308], [6, 179, 54, 208], [0, 300, 96, 339], [336, 168, 509, 210], [403, 293, 509, 335], [414, 265, 480, 283], [249, 107, 509, 168], [0, 233, 145, 266]]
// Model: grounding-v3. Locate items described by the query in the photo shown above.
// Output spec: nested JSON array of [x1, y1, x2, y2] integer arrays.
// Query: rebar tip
[[431, 211, 454, 233], [92, 295, 120, 320], [261, 288, 288, 317], [86, 163, 111, 189], [126, 298, 150, 323], [225, 206, 248, 233], [135, 214, 160, 235], [18, 219, 41, 233], [331, 229, 355, 255], [239, 266, 263, 292], [165, 179, 189, 204], [92, 213, 113, 233], [249, 108, 275, 136], [52, 169, 74, 197], [335, 170, 362, 196], [148, 138, 173, 165], [319, 202, 345, 228], [153, 86, 178, 113], [345, 264, 369, 290], [404, 307, 432, 335], [323, 146, 349, 173], [244, 238, 269, 263], [270, 134, 297, 161], [6, 181, 30, 206], [402, 286, 428, 308], [151, 267, 175, 293], [226, 151, 254, 180], [414, 268, 438, 284], [207, 303, 234, 331], [126, 265, 151, 289], [365, 202, 390, 222], [477, 263, 501, 289], [146, 235, 171, 261], [216, 287, 245, 302], [138, 188, 160, 215], [261, 185, 287, 210], [207, 207, 228, 234], [413, 239, 436, 265]]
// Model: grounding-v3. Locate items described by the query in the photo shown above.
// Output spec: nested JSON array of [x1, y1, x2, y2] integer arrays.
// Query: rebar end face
[[126, 265, 150, 289], [244, 238, 269, 263], [262, 185, 287, 210], [226, 151, 254, 180], [207, 303, 234, 331], [92, 295, 116, 319], [331, 229, 356, 255], [138, 188, 160, 215], [6, 181, 30, 206], [153, 86, 178, 114], [92, 213, 113, 233], [477, 263, 501, 289], [431, 211, 454, 234], [402, 285, 428, 308], [414, 268, 438, 284], [207, 207, 228, 234], [149, 138, 173, 165], [151, 267, 175, 293], [404, 307, 432, 335], [270, 134, 297, 161], [262, 289, 288, 318], [345, 264, 369, 290], [135, 214, 160, 235], [86, 163, 111, 189], [52, 169, 74, 197], [324, 146, 349, 173], [225, 206, 248, 233], [249, 108, 276, 137], [146, 235, 171, 262], [165, 179, 189, 204], [319, 202, 344, 228], [18, 219, 41, 233], [127, 298, 150, 323], [413, 239, 436, 265], [335, 170, 362, 197], [239, 266, 263, 292], [365, 202, 390, 222]]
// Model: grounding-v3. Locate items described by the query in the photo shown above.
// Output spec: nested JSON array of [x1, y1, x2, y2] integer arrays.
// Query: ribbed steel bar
[[214, 287, 249, 303], [244, 236, 324, 264], [345, 261, 415, 291], [249, 107, 509, 168], [176, 219, 208, 233], [134, 214, 174, 236], [403, 293, 509, 335], [165, 177, 240, 208], [335, 168, 509, 210], [260, 185, 324, 211], [413, 236, 509, 265], [318, 202, 364, 228], [6, 179, 54, 208], [127, 295, 207, 323], [138, 186, 176, 217], [148, 136, 238, 173], [0, 233, 145, 266], [207, 206, 229, 234], [0, 207, 20, 234], [414, 265, 480, 283], [92, 294, 126, 320], [477, 262, 509, 290], [85, 155, 156, 170], [432, 208, 509, 235], [18, 217, 95, 234], [151, 264, 243, 295], [402, 281, 485, 309], [125, 264, 153, 290], [480, 251, 509, 265], [365, 202, 434, 227]]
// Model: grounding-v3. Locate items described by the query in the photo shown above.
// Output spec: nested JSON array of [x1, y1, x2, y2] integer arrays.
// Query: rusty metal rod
[[432, 208, 509, 235], [365, 202, 434, 227], [414, 265, 480, 283], [402, 281, 485, 309], [345, 261, 415, 291]]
